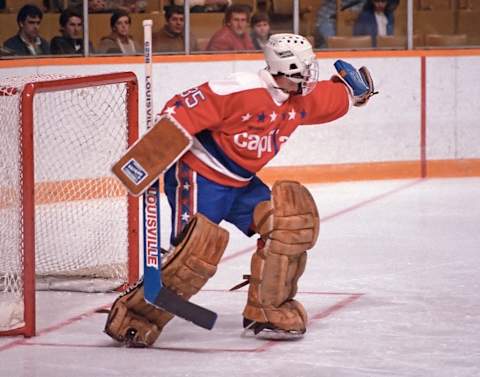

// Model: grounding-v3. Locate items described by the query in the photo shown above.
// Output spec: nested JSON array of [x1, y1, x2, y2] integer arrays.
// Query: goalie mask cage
[[0, 72, 139, 337]]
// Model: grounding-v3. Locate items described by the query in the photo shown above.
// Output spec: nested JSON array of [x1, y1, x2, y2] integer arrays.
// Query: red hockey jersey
[[159, 70, 350, 187]]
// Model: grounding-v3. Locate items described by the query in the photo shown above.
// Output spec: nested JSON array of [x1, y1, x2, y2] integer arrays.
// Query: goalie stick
[[141, 20, 217, 330]]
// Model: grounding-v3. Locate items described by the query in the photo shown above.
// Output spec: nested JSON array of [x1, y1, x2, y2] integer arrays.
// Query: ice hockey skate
[[242, 318, 306, 340]]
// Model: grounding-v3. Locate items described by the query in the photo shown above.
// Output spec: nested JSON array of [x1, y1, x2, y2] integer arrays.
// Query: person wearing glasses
[[353, 0, 397, 47]]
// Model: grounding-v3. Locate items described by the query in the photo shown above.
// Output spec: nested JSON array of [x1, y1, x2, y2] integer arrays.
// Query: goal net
[[0, 72, 139, 337]]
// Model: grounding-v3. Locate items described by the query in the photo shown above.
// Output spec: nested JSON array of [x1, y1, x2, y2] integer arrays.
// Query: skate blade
[[241, 327, 305, 340]]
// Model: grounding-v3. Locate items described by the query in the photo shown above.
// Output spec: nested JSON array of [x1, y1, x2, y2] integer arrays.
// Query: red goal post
[[0, 72, 140, 337]]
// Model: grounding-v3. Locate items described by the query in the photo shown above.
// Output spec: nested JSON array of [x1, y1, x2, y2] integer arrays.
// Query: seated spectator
[[3, 4, 50, 56], [315, 0, 366, 48], [250, 12, 271, 50], [353, 0, 395, 47], [206, 4, 254, 51], [89, 0, 109, 13], [98, 10, 141, 54], [46, 0, 81, 12], [152, 6, 198, 53], [50, 9, 94, 55], [173, 0, 231, 13], [110, 0, 147, 13]]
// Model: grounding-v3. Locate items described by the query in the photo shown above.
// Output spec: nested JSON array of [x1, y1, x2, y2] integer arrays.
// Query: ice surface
[[1, 178, 479, 377]]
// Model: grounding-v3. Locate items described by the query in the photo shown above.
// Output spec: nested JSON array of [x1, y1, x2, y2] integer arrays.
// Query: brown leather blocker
[[111, 116, 192, 196], [105, 214, 229, 347], [243, 180, 319, 332]]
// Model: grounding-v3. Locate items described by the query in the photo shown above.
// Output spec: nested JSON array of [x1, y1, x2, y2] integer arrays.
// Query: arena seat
[[415, 0, 452, 10], [456, 10, 480, 45], [413, 10, 455, 35], [327, 35, 372, 49], [3, 0, 44, 14], [190, 12, 224, 39], [336, 10, 360, 37], [376, 35, 406, 48], [195, 37, 210, 52], [376, 34, 424, 49], [425, 33, 468, 47]]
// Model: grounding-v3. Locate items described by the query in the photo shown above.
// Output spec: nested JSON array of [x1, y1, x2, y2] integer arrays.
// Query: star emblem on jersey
[[181, 212, 190, 222], [183, 182, 190, 191], [164, 106, 176, 116], [288, 109, 296, 120], [241, 113, 252, 122], [269, 111, 278, 122]]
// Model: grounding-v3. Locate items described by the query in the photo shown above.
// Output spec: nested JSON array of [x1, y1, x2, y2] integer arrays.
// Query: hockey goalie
[[105, 33, 376, 346]]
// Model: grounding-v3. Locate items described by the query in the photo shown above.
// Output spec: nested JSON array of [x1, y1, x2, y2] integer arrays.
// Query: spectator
[[314, 0, 366, 48], [353, 0, 395, 47], [46, 0, 81, 12], [50, 9, 94, 55], [117, 0, 147, 13], [173, 0, 231, 13], [3, 4, 50, 56], [152, 6, 198, 53], [87, 0, 147, 13], [98, 10, 141, 54], [88, 0, 108, 12], [206, 4, 254, 51], [250, 12, 271, 50]]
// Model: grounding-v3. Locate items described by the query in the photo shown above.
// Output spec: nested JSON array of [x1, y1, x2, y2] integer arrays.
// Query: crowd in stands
[[315, 0, 399, 48], [1, 2, 272, 56], [0, 0, 474, 57]]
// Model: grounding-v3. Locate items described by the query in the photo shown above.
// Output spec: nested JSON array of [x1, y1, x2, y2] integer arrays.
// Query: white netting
[[0, 74, 135, 332]]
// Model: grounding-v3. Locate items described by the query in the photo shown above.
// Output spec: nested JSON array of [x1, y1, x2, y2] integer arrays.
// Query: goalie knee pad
[[243, 180, 319, 333], [105, 214, 229, 346]]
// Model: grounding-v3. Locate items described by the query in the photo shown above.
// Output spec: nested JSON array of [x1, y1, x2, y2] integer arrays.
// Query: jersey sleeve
[[159, 82, 226, 136], [299, 79, 351, 125]]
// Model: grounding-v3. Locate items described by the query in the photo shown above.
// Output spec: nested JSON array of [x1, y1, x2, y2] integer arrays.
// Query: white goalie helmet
[[264, 33, 319, 95]]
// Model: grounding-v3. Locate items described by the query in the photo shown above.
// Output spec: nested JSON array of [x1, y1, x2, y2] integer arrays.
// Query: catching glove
[[334, 59, 378, 107]]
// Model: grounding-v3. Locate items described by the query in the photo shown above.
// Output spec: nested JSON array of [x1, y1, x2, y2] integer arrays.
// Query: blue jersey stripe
[[195, 130, 254, 179]]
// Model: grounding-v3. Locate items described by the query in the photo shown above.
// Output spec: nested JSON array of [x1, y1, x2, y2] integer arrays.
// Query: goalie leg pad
[[104, 281, 170, 347], [162, 213, 229, 297], [105, 214, 229, 346], [243, 180, 319, 332]]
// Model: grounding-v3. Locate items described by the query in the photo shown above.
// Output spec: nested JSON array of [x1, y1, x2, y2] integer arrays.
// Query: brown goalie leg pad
[[104, 281, 173, 347], [243, 246, 309, 332], [243, 180, 319, 332], [254, 180, 320, 254], [162, 213, 229, 298], [105, 213, 229, 346]]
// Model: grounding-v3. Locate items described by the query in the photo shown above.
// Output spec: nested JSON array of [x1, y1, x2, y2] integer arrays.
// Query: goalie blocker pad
[[112, 116, 193, 196]]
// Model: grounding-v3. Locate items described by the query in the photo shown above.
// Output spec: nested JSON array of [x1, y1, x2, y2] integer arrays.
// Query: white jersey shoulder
[[208, 71, 266, 96]]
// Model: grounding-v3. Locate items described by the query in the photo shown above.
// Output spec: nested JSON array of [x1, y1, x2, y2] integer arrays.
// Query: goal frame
[[0, 72, 140, 338]]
